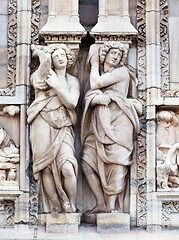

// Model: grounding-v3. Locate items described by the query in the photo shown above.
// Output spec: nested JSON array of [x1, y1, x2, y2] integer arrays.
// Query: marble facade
[[0, 0, 179, 234]]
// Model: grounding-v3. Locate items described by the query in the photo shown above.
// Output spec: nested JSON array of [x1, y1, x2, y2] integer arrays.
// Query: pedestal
[[97, 213, 130, 233], [45, 213, 81, 234]]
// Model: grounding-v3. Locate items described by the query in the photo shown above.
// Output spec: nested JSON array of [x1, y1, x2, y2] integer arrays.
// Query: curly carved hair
[[156, 111, 178, 126], [48, 44, 74, 69], [31, 44, 75, 69], [99, 41, 129, 67]]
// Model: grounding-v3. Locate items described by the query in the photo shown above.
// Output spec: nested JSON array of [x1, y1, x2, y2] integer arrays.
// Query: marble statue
[[156, 111, 179, 189], [81, 41, 142, 213], [27, 44, 80, 214], [0, 127, 19, 181]]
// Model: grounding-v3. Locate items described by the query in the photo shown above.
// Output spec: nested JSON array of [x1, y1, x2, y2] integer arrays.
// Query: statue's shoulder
[[113, 66, 130, 80], [67, 73, 79, 84]]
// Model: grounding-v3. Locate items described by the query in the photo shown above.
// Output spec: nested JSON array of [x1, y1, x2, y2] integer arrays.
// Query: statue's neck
[[104, 62, 114, 73], [55, 68, 66, 78]]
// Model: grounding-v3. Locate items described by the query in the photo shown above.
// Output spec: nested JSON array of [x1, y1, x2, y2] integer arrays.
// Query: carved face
[[105, 48, 122, 68], [52, 48, 67, 70]]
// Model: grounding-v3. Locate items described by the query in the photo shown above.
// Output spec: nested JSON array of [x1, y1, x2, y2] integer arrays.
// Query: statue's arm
[[90, 65, 128, 90], [46, 74, 80, 109], [59, 77, 80, 109], [90, 93, 111, 106]]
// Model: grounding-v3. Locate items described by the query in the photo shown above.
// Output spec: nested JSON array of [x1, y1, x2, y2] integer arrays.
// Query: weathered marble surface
[[81, 41, 142, 213], [27, 44, 80, 214], [156, 111, 179, 190], [0, 127, 19, 189]]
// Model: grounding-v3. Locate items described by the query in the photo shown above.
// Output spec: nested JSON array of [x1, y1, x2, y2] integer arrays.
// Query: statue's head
[[156, 111, 178, 127], [99, 41, 129, 68], [49, 44, 74, 69]]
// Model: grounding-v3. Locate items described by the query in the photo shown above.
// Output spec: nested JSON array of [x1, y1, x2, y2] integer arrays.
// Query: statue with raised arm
[[27, 44, 80, 214], [81, 41, 142, 213]]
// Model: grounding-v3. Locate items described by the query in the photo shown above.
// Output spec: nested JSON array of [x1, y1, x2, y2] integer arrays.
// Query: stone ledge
[[46, 213, 81, 225], [44, 213, 81, 234], [97, 213, 130, 233], [46, 224, 78, 234]]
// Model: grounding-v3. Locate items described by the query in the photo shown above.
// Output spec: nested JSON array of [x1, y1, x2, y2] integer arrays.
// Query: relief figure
[[27, 44, 80, 214], [0, 127, 19, 182], [81, 41, 142, 213], [156, 110, 179, 189]]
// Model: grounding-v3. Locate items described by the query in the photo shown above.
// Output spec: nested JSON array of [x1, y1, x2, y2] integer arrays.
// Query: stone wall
[[0, 0, 179, 232]]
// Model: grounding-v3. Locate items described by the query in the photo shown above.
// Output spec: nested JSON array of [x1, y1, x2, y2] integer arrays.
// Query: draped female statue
[[27, 44, 80, 214], [81, 41, 142, 213]]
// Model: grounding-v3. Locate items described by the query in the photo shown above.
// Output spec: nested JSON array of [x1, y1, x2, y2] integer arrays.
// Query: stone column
[[98, 0, 107, 22], [14, 0, 31, 226], [121, 0, 130, 23], [71, 0, 79, 22], [48, 0, 56, 19], [146, 0, 161, 231], [40, 0, 85, 35], [91, 0, 137, 35]]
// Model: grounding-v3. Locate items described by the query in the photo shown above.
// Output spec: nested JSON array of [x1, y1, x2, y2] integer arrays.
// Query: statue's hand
[[88, 44, 100, 65], [92, 94, 111, 106], [31, 45, 51, 65], [45, 70, 58, 88]]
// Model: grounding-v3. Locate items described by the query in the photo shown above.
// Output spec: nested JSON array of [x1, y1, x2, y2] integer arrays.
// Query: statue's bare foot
[[111, 209, 120, 213], [88, 204, 107, 214], [62, 201, 72, 213], [51, 208, 59, 218], [71, 203, 76, 213]]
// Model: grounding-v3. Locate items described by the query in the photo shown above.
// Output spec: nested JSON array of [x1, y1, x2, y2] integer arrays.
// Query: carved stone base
[[97, 213, 130, 233], [45, 213, 81, 234]]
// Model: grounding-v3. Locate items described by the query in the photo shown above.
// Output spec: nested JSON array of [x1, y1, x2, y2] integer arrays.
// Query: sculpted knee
[[62, 161, 74, 178]]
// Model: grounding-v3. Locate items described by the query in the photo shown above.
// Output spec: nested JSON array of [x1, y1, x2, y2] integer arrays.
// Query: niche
[[79, 0, 98, 30]]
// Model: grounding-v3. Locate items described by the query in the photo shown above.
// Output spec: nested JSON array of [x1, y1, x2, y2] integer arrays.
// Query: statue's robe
[[81, 66, 142, 210], [27, 73, 78, 212]]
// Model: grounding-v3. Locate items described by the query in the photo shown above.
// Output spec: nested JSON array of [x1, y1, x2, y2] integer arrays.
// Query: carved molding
[[162, 201, 179, 226], [0, 88, 15, 96], [41, 34, 85, 44], [31, 0, 41, 44], [136, 0, 147, 227], [92, 34, 135, 44], [137, 0, 146, 44], [7, 0, 17, 88], [29, 176, 38, 225], [137, 0, 146, 90], [30, 2, 40, 223], [160, 0, 170, 90], [161, 90, 179, 97], [0, 200, 15, 225], [136, 92, 147, 227]]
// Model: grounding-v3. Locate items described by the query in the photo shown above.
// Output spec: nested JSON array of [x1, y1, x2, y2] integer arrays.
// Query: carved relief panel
[[0, 106, 20, 190], [156, 110, 179, 190], [0, 0, 17, 94]]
